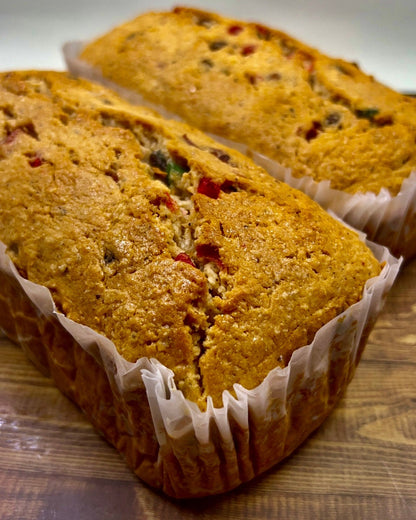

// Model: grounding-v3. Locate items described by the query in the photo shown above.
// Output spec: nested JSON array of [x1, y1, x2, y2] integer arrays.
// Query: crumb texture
[[80, 6, 416, 195], [0, 71, 380, 408]]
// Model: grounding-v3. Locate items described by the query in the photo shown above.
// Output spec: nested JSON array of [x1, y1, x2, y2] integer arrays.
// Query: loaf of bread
[[0, 70, 399, 497], [68, 6, 416, 257]]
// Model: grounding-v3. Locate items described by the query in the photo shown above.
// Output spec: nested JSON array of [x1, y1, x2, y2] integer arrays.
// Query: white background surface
[[0, 0, 415, 93]]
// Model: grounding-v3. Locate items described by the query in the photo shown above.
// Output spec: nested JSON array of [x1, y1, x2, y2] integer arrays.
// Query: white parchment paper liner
[[64, 41, 416, 259], [0, 228, 401, 497]]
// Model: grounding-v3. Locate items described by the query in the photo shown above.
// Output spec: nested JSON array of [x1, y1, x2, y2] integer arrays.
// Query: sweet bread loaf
[[69, 6, 416, 257], [0, 70, 398, 497], [0, 69, 382, 407]]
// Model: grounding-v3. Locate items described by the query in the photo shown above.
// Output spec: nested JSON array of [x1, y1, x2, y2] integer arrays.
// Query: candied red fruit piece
[[174, 252, 195, 267], [196, 244, 223, 268], [305, 121, 322, 141], [241, 45, 257, 56], [228, 24, 243, 35], [29, 156, 44, 168], [164, 194, 178, 212], [197, 177, 221, 199]]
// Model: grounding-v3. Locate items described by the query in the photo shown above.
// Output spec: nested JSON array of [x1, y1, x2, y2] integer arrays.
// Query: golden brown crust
[[0, 70, 380, 411], [80, 6, 416, 196]]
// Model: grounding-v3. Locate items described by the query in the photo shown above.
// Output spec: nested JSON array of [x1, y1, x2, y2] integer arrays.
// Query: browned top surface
[[80, 6, 416, 195], [1, 257, 415, 520], [0, 70, 380, 408]]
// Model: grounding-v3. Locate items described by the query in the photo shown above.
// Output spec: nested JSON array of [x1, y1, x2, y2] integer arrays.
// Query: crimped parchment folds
[[64, 40, 416, 259], [0, 235, 401, 498]]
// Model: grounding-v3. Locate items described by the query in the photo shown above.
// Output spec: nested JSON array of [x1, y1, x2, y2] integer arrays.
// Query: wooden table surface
[[0, 258, 415, 520]]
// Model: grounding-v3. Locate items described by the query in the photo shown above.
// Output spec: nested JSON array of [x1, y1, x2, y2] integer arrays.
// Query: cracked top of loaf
[[80, 6, 416, 196], [0, 71, 380, 408]]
